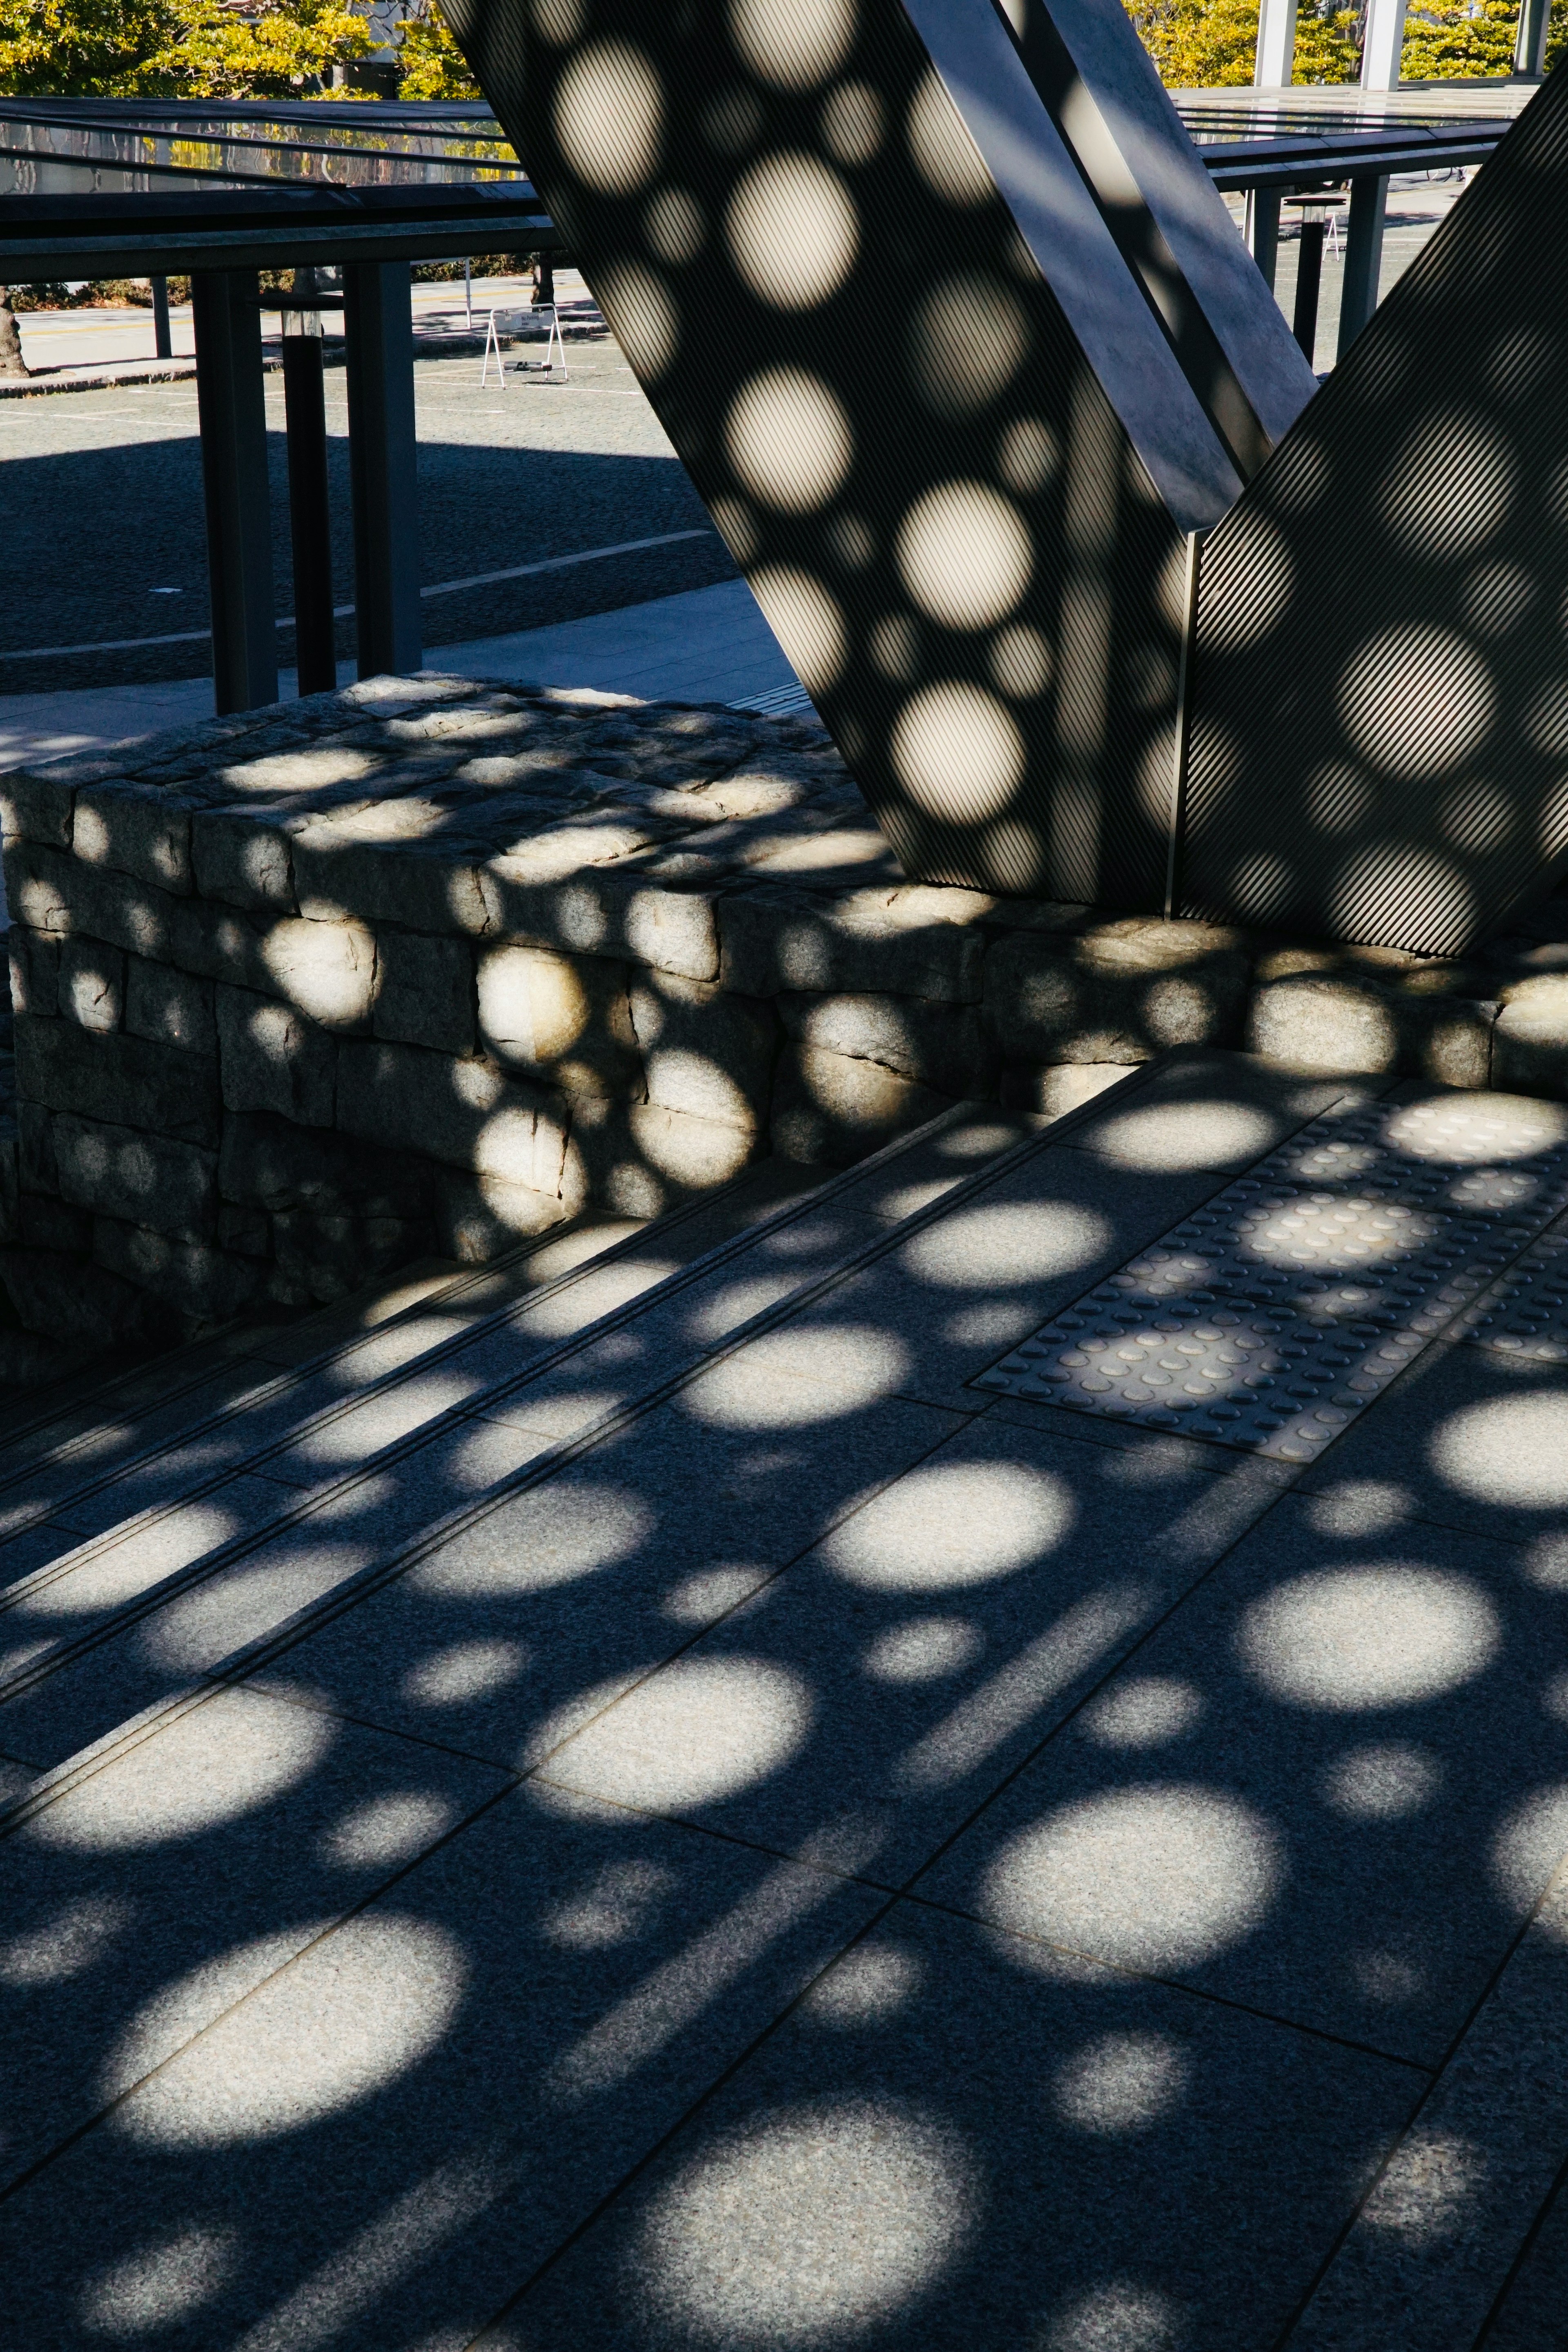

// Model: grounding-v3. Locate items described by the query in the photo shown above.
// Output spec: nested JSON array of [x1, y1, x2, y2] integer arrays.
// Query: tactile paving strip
[[1455, 1226, 1568, 1362], [974, 1094, 1568, 1461], [1246, 1094, 1568, 1224]]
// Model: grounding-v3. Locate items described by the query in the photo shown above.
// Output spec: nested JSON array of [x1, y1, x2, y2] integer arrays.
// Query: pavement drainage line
[[0, 1149, 795, 1552], [973, 1098, 1568, 1465], [0, 1065, 1172, 1814], [0, 1095, 1049, 1691]]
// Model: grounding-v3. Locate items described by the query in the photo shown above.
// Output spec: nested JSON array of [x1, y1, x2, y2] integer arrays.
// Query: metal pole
[[1245, 189, 1282, 291], [1254, 0, 1299, 85], [281, 275, 336, 698], [1337, 174, 1389, 358], [1292, 218, 1325, 362], [1360, 0, 1409, 88], [464, 255, 472, 330], [1514, 0, 1549, 75], [150, 274, 172, 360], [191, 270, 278, 715], [343, 260, 421, 679]]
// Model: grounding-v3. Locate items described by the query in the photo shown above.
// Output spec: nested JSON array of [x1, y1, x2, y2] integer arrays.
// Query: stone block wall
[[2, 669, 1566, 1350]]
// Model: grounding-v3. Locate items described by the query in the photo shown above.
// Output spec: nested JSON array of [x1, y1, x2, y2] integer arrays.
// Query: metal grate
[[975, 1092, 1568, 1460]]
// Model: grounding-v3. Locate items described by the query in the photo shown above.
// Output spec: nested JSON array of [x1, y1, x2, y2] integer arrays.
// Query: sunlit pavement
[[3, 1051, 1568, 2345]]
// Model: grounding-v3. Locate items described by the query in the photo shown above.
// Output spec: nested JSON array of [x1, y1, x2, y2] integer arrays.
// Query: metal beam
[[1515, 0, 1550, 74], [343, 260, 421, 679], [191, 269, 278, 715], [1337, 173, 1389, 356], [281, 293, 337, 698]]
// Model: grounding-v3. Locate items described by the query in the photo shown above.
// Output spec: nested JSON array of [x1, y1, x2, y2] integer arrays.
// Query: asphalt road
[[0, 324, 735, 699]]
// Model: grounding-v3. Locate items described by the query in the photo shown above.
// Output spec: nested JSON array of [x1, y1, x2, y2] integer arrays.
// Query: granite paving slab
[[494, 1899, 1421, 2352], [0, 1685, 510, 2187], [917, 1491, 1568, 2065], [0, 1788, 881, 2352]]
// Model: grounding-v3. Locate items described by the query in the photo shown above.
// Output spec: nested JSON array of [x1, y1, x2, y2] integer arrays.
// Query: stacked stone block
[[1, 669, 1565, 1352]]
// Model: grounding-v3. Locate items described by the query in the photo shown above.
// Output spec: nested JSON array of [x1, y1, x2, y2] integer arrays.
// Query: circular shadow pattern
[[635, 2098, 978, 2344], [825, 1460, 1074, 1590], [530, 1656, 813, 1808], [1236, 1566, 1500, 1709], [31, 1698, 334, 1851], [111, 1915, 465, 2144], [1429, 1392, 1568, 1508], [981, 1786, 1281, 1970]]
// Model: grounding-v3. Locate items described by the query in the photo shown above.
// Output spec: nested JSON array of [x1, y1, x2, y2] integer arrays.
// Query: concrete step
[[0, 1107, 1048, 1777]]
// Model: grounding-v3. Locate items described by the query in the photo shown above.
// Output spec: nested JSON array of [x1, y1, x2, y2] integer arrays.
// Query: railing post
[[281, 272, 337, 698], [1337, 173, 1390, 358], [150, 273, 172, 360], [1292, 218, 1326, 361], [1245, 189, 1282, 290], [343, 260, 421, 680], [191, 270, 278, 716]]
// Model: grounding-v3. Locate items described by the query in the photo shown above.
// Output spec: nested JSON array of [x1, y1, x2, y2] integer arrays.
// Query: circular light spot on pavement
[[401, 1639, 529, 1707], [79, 2228, 238, 2339], [636, 2099, 978, 2342], [802, 1941, 924, 2025], [530, 1657, 812, 1809], [981, 1787, 1280, 1970], [862, 1617, 984, 1681], [1078, 1677, 1204, 1749], [320, 1792, 456, 1870], [685, 1326, 904, 1427], [1236, 1566, 1499, 1708], [411, 1483, 652, 1597], [1085, 1101, 1278, 1173], [1051, 2031, 1192, 2136], [1493, 1783, 1568, 1921], [1320, 1742, 1442, 1820], [30, 1699, 334, 1851], [111, 1915, 464, 2144], [900, 1199, 1111, 1288], [826, 1461, 1074, 1590], [1429, 1392, 1568, 1507]]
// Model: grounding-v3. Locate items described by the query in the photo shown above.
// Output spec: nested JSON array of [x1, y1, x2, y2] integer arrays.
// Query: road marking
[[0, 528, 719, 660]]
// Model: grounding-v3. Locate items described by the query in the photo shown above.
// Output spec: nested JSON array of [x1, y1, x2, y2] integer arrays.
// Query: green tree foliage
[[0, 0, 372, 97], [395, 0, 477, 98], [1127, 0, 1568, 82]]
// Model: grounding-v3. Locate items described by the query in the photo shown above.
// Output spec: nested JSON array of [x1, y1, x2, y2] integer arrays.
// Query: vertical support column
[[281, 278, 337, 699], [1254, 0, 1299, 86], [1360, 0, 1409, 87], [151, 274, 172, 361], [1245, 189, 1282, 290], [191, 270, 278, 716], [1337, 173, 1390, 357], [343, 261, 421, 680], [1292, 218, 1326, 361], [1515, 0, 1550, 75]]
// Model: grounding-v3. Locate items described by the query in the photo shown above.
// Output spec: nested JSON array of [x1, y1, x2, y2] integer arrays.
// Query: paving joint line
[[0, 1115, 1010, 1696], [0, 1072, 1167, 1826], [0, 1163, 779, 1577]]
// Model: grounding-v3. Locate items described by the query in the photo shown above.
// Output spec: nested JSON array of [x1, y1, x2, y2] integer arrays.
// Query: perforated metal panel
[[437, 0, 1291, 909], [1178, 66, 1568, 954]]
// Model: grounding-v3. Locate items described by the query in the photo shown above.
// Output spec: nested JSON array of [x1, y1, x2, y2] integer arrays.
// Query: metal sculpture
[[441, 0, 1568, 955]]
